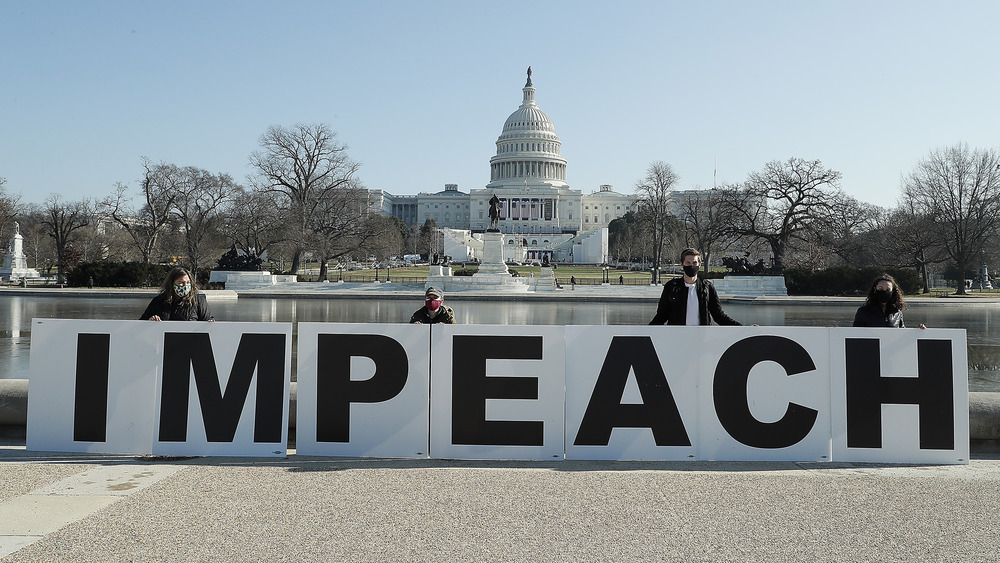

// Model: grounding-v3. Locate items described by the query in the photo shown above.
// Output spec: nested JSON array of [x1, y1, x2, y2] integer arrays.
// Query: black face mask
[[683, 265, 699, 278], [874, 289, 892, 303]]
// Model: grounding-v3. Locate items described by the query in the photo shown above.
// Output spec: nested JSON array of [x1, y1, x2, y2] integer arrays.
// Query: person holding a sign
[[409, 286, 456, 324], [140, 267, 214, 322], [853, 273, 925, 328], [649, 248, 741, 326]]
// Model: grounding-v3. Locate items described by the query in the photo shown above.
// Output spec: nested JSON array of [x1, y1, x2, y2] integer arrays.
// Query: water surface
[[3, 294, 997, 391]]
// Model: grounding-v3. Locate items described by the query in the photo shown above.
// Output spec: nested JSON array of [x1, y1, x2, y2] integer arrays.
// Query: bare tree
[[249, 123, 362, 273], [357, 214, 407, 265], [609, 211, 645, 265], [220, 186, 285, 263], [722, 158, 842, 272], [634, 161, 680, 283], [902, 143, 1000, 294], [417, 219, 440, 260], [40, 195, 91, 283], [879, 199, 947, 293], [815, 192, 884, 267], [0, 176, 20, 242], [308, 184, 381, 281], [172, 167, 237, 279], [674, 188, 732, 273], [104, 158, 180, 263]]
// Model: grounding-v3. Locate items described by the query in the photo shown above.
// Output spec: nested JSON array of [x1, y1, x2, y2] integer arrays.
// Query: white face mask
[[174, 283, 192, 297]]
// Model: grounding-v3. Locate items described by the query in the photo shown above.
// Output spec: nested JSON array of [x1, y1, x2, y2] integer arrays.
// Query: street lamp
[[602, 264, 609, 284], [386, 264, 391, 283]]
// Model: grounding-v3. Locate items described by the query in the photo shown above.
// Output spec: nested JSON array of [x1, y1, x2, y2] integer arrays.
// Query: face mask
[[874, 289, 892, 303], [174, 283, 192, 297], [683, 265, 699, 278], [426, 299, 442, 311]]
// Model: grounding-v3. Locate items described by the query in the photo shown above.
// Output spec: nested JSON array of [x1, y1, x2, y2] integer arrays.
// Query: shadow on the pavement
[[3, 447, 991, 473]]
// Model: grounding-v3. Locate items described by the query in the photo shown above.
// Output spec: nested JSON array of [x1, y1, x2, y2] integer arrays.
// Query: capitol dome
[[487, 67, 568, 189]]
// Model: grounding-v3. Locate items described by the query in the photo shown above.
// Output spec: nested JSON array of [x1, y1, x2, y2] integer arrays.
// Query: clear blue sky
[[3, 1, 998, 209]]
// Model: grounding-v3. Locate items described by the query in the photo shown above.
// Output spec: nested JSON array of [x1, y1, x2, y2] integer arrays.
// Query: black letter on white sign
[[845, 338, 954, 449], [74, 333, 111, 442], [315, 334, 408, 443], [714, 335, 819, 448], [574, 336, 691, 446], [452, 335, 543, 446], [159, 333, 286, 443]]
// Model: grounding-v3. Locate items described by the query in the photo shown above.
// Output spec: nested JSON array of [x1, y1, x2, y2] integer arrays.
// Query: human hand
[[149, 315, 161, 322]]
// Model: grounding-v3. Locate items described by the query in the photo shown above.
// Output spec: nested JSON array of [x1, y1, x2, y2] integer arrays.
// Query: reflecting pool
[[3, 294, 998, 391]]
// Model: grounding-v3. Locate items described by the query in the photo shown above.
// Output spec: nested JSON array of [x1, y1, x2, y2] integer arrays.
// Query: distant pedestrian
[[619, 274, 624, 285], [140, 267, 214, 322], [853, 273, 925, 328], [410, 286, 456, 324]]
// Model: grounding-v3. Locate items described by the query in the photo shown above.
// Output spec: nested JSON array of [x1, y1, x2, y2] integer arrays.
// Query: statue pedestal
[[428, 231, 528, 292], [1, 226, 41, 281], [208, 270, 297, 290], [476, 231, 510, 276], [532, 266, 557, 291]]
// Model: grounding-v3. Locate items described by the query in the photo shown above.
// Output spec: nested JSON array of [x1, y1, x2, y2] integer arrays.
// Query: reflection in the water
[[2, 294, 998, 391]]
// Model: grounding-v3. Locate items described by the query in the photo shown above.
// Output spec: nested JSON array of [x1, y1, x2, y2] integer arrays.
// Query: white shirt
[[685, 281, 699, 326]]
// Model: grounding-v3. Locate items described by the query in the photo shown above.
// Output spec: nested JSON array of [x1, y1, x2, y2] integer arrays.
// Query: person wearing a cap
[[410, 287, 456, 324]]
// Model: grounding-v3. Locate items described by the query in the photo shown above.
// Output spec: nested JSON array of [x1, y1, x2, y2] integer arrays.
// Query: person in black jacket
[[649, 248, 741, 326], [853, 273, 924, 328], [140, 267, 214, 322]]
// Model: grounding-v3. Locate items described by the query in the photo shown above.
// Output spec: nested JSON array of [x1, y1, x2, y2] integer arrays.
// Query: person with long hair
[[853, 273, 924, 328], [140, 267, 214, 321]]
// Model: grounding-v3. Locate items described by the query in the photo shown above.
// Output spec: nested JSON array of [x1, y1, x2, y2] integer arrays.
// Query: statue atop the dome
[[525, 66, 532, 87], [488, 193, 501, 231]]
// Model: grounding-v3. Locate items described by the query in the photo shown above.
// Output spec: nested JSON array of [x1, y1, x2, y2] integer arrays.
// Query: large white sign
[[27, 321, 969, 464], [565, 326, 833, 461], [27, 319, 292, 457], [295, 323, 429, 458], [428, 324, 566, 460]]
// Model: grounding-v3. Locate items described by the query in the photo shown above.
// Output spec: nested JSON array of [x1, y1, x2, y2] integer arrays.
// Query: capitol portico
[[378, 68, 637, 264]]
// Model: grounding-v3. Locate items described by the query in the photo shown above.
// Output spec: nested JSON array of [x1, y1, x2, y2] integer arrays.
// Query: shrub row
[[68, 262, 176, 288], [784, 266, 921, 296]]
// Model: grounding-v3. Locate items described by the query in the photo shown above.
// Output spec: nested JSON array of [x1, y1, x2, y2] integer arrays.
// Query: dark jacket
[[140, 293, 214, 321], [649, 277, 741, 326], [409, 305, 456, 324], [852, 304, 905, 327]]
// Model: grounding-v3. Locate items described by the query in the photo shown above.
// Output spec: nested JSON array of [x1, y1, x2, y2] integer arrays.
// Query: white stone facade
[[374, 69, 636, 263]]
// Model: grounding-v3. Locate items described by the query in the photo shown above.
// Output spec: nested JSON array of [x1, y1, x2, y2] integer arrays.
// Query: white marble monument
[[426, 231, 529, 292], [0, 222, 42, 281]]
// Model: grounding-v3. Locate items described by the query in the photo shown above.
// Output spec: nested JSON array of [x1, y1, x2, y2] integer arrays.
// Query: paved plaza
[[2, 444, 1000, 561], [4, 285, 1000, 560]]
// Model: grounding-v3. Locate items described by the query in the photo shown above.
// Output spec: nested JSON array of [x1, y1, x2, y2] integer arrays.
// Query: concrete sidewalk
[[2, 446, 1000, 562]]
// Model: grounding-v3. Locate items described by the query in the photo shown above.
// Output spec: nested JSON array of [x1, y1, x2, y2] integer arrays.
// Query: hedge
[[68, 262, 175, 288], [784, 266, 921, 296]]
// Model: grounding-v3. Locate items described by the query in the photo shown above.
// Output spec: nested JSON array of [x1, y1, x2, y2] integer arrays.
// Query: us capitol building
[[370, 68, 637, 264]]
